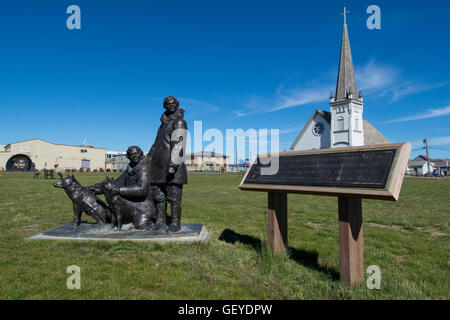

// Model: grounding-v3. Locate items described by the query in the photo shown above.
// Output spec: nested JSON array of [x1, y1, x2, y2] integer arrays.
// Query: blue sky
[[0, 0, 449, 161]]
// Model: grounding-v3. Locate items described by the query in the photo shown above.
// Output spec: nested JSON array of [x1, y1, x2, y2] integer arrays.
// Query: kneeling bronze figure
[[89, 146, 156, 230]]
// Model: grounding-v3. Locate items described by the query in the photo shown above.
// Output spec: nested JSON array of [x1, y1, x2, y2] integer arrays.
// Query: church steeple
[[330, 8, 364, 148], [335, 21, 357, 101]]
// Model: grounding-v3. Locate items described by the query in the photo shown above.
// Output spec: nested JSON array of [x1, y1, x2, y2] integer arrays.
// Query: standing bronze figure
[[148, 96, 188, 232]]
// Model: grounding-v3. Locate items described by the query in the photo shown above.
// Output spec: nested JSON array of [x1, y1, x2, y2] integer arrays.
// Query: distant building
[[407, 161, 434, 176], [291, 19, 389, 151], [407, 155, 435, 176], [433, 159, 450, 176], [0, 139, 106, 171], [105, 151, 129, 171], [185, 151, 230, 172], [407, 155, 449, 176]]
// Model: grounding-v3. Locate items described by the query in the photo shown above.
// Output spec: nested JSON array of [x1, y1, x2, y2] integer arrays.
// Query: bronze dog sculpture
[[97, 176, 136, 229], [92, 175, 153, 230], [54, 175, 113, 228]]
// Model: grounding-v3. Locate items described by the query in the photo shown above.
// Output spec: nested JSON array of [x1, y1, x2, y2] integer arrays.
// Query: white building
[[407, 161, 434, 176], [407, 155, 435, 176], [0, 139, 106, 171], [291, 20, 388, 151]]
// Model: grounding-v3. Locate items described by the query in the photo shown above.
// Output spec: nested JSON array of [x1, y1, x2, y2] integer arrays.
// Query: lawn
[[0, 172, 448, 299]]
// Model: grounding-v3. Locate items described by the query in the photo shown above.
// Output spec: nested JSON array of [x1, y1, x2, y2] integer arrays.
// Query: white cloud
[[385, 105, 450, 123], [273, 87, 330, 112], [232, 110, 247, 118], [233, 60, 447, 117], [233, 85, 330, 118], [278, 126, 303, 135], [355, 60, 446, 102], [429, 136, 450, 146], [388, 82, 447, 102], [355, 59, 399, 93], [233, 60, 399, 118]]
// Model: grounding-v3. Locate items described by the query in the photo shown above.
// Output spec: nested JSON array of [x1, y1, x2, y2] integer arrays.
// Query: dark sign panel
[[244, 149, 397, 189]]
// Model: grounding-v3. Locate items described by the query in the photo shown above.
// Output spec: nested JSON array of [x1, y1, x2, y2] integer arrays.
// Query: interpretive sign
[[239, 143, 411, 285], [240, 143, 411, 201]]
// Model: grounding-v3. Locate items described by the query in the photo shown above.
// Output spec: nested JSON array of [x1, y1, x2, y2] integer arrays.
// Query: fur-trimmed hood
[[160, 108, 185, 124]]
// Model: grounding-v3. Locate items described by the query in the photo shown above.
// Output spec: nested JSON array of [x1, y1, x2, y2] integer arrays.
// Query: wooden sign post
[[239, 143, 411, 285]]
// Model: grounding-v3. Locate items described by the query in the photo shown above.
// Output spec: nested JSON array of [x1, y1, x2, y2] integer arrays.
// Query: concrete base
[[30, 222, 209, 243]]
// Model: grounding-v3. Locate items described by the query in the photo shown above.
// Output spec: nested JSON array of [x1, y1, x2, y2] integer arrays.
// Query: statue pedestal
[[30, 222, 208, 242]]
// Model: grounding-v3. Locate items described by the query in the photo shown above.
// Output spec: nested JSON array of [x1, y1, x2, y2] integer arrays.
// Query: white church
[[290, 20, 388, 151]]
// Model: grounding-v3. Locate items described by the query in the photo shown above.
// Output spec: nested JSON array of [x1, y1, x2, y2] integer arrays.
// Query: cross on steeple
[[341, 6, 350, 25]]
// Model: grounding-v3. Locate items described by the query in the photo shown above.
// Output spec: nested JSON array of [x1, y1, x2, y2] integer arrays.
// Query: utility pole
[[234, 142, 237, 165], [424, 136, 431, 176]]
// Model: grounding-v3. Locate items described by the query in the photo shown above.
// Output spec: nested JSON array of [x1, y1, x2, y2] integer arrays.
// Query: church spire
[[330, 8, 365, 148], [335, 14, 357, 101]]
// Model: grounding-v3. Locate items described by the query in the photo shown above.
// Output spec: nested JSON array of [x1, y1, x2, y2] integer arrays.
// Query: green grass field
[[0, 172, 448, 299]]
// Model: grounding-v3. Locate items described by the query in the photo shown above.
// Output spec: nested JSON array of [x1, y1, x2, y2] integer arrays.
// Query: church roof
[[335, 23, 358, 101], [413, 155, 436, 162], [317, 110, 331, 123], [407, 160, 427, 167], [362, 120, 389, 145]]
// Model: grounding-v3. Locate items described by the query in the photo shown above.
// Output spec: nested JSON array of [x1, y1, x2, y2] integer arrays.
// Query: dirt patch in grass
[[306, 222, 325, 229], [430, 231, 449, 237], [367, 222, 409, 232]]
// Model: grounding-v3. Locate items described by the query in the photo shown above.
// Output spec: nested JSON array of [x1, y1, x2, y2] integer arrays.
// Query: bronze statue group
[[54, 96, 188, 233]]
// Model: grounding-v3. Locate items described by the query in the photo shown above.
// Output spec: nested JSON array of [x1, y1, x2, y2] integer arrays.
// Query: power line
[[428, 147, 450, 151]]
